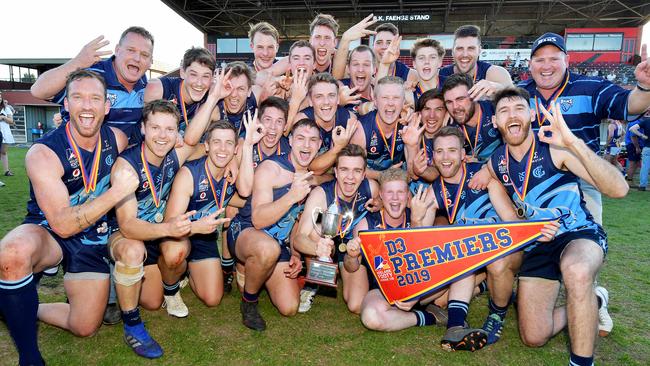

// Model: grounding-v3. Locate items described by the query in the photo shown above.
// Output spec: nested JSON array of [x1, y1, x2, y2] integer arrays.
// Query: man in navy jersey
[[159, 118, 260, 313], [0, 70, 139, 365], [337, 45, 376, 109], [520, 33, 650, 224], [624, 119, 643, 185], [294, 144, 379, 313], [488, 87, 627, 366], [403, 89, 446, 191], [144, 47, 215, 134], [228, 119, 321, 331], [294, 73, 358, 174], [442, 74, 502, 162], [248, 22, 280, 73], [107, 87, 228, 358], [214, 62, 262, 138], [350, 76, 407, 180], [439, 25, 513, 100], [31, 27, 154, 144]]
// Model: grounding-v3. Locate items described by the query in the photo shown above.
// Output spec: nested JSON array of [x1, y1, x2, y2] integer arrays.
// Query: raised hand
[[75, 36, 112, 68], [243, 109, 265, 145], [341, 14, 378, 42], [332, 118, 359, 150], [410, 185, 434, 224], [538, 102, 579, 148], [468, 79, 499, 101], [289, 171, 314, 203], [364, 197, 382, 212], [166, 210, 196, 237], [401, 112, 424, 147], [339, 85, 362, 106], [209, 68, 234, 101], [413, 149, 429, 177], [290, 68, 309, 105], [380, 35, 402, 65]]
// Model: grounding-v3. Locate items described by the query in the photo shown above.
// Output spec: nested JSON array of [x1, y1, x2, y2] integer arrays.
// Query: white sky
[[3, 0, 203, 77]]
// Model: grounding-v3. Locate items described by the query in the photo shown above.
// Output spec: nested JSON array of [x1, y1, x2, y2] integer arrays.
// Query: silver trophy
[[306, 202, 354, 287]]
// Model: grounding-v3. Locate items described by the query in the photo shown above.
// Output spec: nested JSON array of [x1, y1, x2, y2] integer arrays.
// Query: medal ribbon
[[256, 142, 281, 161], [205, 159, 229, 209], [440, 162, 467, 224], [65, 123, 101, 193], [505, 137, 536, 202], [461, 107, 482, 157], [179, 80, 189, 126], [334, 185, 357, 238], [375, 114, 398, 161], [534, 72, 569, 128], [140, 143, 165, 207], [380, 209, 406, 229]]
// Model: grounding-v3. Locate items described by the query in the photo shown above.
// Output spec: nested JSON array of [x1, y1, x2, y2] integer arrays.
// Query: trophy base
[[305, 259, 338, 287]]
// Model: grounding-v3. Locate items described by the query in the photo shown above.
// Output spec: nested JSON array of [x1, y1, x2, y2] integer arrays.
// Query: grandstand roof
[[161, 0, 649, 38]]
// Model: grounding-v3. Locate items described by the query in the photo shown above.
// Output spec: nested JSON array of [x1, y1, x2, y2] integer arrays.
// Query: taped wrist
[[113, 261, 144, 287]]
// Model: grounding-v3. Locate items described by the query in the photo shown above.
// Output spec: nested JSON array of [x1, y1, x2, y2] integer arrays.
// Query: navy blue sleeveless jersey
[[300, 106, 350, 155], [217, 94, 258, 138], [184, 156, 236, 221], [246, 154, 304, 244], [439, 60, 492, 82], [24, 122, 119, 245], [119, 144, 180, 223], [431, 162, 499, 225], [252, 136, 292, 169], [519, 71, 632, 152], [159, 76, 207, 134], [412, 74, 447, 107], [490, 136, 599, 250], [389, 60, 411, 82], [320, 179, 373, 242], [359, 110, 405, 171], [449, 100, 502, 162], [53, 57, 147, 144], [340, 78, 373, 107]]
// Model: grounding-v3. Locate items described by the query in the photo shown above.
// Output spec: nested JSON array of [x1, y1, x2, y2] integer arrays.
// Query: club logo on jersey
[[105, 155, 114, 166], [488, 127, 498, 138], [502, 173, 510, 183], [72, 168, 80, 178], [107, 93, 118, 106], [199, 176, 209, 192], [199, 191, 207, 200], [533, 166, 546, 179], [560, 98, 573, 113], [370, 132, 378, 148], [67, 149, 79, 168]]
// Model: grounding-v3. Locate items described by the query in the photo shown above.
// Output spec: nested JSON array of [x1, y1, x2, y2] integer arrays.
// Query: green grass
[[1, 146, 649, 365]]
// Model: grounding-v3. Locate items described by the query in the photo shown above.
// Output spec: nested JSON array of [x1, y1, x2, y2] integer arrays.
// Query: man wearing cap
[[521, 32, 650, 337]]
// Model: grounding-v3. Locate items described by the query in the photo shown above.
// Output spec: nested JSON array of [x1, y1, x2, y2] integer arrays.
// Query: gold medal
[[338, 243, 347, 253]]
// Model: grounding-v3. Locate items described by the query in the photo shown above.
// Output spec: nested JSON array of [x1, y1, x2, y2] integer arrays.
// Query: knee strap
[[113, 261, 144, 287]]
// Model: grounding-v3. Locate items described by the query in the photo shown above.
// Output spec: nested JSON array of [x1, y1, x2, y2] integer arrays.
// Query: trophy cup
[[306, 202, 354, 287]]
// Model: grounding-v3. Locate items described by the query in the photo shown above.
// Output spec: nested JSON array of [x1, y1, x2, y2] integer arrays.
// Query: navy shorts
[[519, 226, 607, 281], [227, 216, 291, 263], [23, 219, 110, 274], [627, 144, 641, 162], [143, 240, 162, 266], [188, 233, 221, 261]]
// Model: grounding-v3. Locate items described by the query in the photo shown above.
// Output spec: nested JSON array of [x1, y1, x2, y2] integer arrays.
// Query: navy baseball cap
[[531, 32, 566, 56]]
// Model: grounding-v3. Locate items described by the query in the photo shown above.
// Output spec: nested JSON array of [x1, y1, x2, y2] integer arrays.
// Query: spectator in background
[[514, 52, 521, 68], [606, 71, 616, 82], [603, 119, 624, 173], [629, 109, 650, 191], [503, 55, 512, 68], [52, 112, 63, 128], [625, 119, 643, 184], [0, 91, 15, 176]]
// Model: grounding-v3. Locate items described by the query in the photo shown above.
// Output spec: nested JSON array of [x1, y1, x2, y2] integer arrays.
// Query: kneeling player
[[294, 144, 378, 313], [158, 117, 261, 313], [228, 118, 322, 330], [488, 87, 627, 366]]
